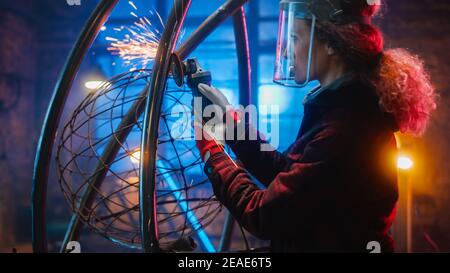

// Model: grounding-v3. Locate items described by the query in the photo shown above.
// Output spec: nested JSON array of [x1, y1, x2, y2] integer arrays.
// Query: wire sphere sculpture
[[56, 69, 222, 250]]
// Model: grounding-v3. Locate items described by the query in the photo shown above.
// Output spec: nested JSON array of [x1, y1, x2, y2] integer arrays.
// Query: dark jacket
[[204, 74, 399, 252]]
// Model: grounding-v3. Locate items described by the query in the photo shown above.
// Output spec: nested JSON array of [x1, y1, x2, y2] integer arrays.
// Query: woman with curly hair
[[194, 0, 436, 252]]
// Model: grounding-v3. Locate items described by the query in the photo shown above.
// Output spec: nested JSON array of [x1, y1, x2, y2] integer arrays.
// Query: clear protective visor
[[274, 1, 316, 87]]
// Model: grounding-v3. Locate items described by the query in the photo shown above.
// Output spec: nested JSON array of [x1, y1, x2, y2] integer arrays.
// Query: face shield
[[274, 1, 317, 87]]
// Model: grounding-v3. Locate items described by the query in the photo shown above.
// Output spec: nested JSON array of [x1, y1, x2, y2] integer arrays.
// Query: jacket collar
[[302, 72, 399, 132], [303, 72, 373, 107]]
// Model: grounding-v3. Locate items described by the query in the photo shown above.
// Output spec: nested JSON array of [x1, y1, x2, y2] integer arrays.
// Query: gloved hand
[[194, 84, 236, 162], [196, 83, 242, 126], [194, 120, 225, 162], [197, 83, 230, 112]]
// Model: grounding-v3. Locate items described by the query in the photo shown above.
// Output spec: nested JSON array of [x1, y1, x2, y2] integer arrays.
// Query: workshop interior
[[0, 0, 449, 253]]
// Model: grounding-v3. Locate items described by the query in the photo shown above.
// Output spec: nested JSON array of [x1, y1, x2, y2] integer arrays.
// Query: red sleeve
[[205, 126, 345, 239], [225, 123, 293, 187]]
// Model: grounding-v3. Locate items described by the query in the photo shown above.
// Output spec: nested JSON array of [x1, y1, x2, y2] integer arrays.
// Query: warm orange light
[[127, 176, 139, 183], [397, 156, 413, 170], [130, 150, 141, 165]]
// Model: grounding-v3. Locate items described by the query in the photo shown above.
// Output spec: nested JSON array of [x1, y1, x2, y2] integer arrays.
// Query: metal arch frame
[[218, 6, 252, 252], [140, 0, 252, 253], [32, 0, 251, 253], [32, 0, 119, 253], [139, 0, 192, 253]]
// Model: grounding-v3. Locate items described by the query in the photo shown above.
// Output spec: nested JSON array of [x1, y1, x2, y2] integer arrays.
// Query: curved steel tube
[[59, 86, 147, 252], [177, 0, 250, 60], [232, 6, 251, 106], [42, 0, 251, 253], [139, 0, 192, 253], [31, 0, 118, 253], [218, 7, 252, 251]]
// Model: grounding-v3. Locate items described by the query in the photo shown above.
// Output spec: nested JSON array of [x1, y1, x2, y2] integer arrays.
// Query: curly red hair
[[372, 49, 436, 136], [315, 1, 436, 136]]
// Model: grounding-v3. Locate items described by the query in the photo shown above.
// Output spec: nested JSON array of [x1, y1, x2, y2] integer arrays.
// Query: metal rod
[[59, 86, 147, 252], [57, 0, 252, 252], [157, 160, 216, 252], [232, 6, 252, 107], [217, 8, 252, 252], [139, 0, 192, 253], [31, 0, 118, 253], [178, 0, 250, 60], [218, 210, 235, 252]]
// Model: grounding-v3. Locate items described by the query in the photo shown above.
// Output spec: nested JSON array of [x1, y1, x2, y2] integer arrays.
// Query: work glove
[[197, 83, 230, 112], [194, 84, 241, 162]]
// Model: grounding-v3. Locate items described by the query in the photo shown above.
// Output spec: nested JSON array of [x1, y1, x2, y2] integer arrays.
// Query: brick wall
[[0, 0, 38, 252], [0, 0, 94, 252]]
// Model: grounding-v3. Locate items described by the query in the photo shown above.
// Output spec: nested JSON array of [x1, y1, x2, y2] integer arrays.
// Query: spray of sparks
[[106, 1, 165, 70]]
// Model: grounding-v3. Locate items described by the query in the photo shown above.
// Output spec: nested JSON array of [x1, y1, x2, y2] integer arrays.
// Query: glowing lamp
[[397, 156, 413, 170]]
